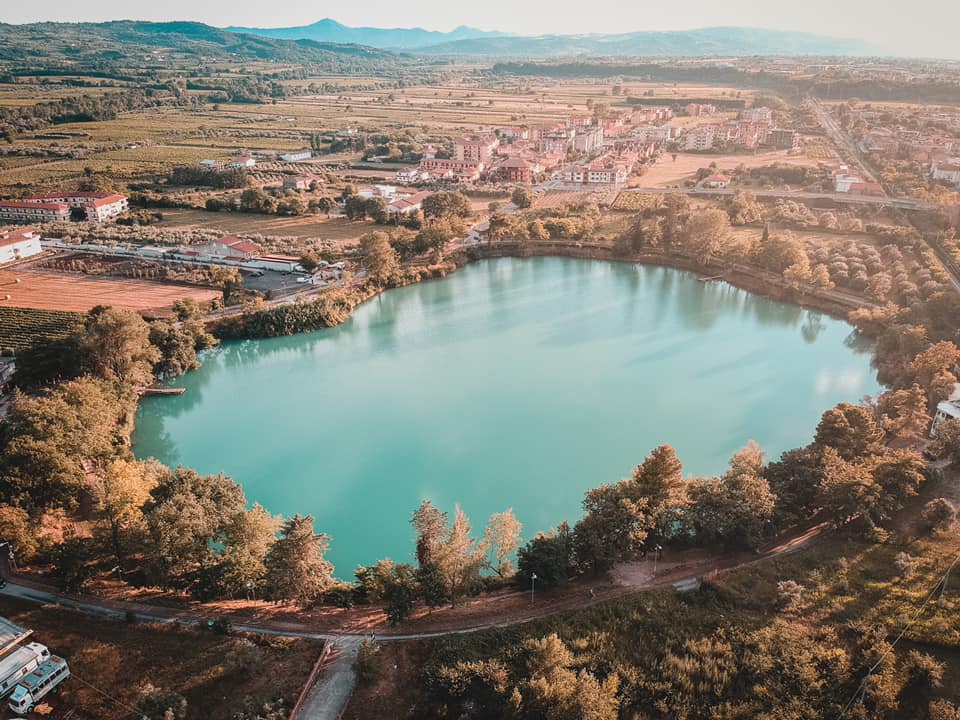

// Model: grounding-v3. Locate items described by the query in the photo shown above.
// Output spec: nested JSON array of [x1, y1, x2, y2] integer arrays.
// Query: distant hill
[[0, 20, 398, 66], [223, 20, 881, 57], [224, 18, 509, 50], [417, 27, 882, 57]]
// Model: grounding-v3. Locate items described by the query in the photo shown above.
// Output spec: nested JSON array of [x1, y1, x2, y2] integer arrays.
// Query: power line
[[837, 547, 960, 720], [69, 671, 144, 718]]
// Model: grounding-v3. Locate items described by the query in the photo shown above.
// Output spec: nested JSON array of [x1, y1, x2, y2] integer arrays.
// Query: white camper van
[[8, 654, 69, 715], [0, 643, 49, 697]]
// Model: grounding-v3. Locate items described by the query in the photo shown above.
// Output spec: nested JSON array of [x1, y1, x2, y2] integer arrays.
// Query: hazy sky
[[4, 1, 959, 58]]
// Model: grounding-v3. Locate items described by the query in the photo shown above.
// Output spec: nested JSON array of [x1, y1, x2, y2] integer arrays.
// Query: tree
[[78, 305, 160, 386], [681, 208, 730, 263], [511, 186, 533, 209], [929, 418, 960, 465], [221, 504, 279, 597], [438, 505, 485, 606], [483, 509, 522, 577], [299, 252, 320, 273], [365, 196, 390, 224], [143, 467, 247, 585], [412, 500, 448, 567], [517, 522, 575, 591], [422, 191, 471, 219], [1, 377, 136, 511], [726, 190, 764, 225], [359, 232, 400, 285], [815, 448, 878, 526], [344, 194, 369, 220], [0, 506, 38, 563], [239, 187, 274, 214], [316, 196, 338, 216], [870, 385, 929, 438], [264, 515, 333, 605], [149, 320, 200, 379], [765, 446, 823, 523], [382, 562, 419, 624], [631, 444, 686, 540], [415, 218, 458, 258], [721, 441, 776, 548], [573, 481, 650, 575], [813, 403, 885, 462], [97, 459, 161, 565]]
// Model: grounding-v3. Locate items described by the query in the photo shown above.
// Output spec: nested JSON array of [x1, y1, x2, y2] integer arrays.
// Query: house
[[282, 175, 322, 191], [0, 201, 71, 224], [200, 159, 226, 171], [229, 156, 256, 169], [0, 229, 42, 264], [279, 150, 312, 162], [702, 175, 732, 189], [395, 167, 424, 183], [19, 192, 128, 222], [388, 191, 432, 216], [631, 125, 680, 144], [931, 384, 960, 437], [418, 158, 482, 182], [833, 166, 865, 193], [196, 236, 262, 261], [490, 157, 537, 184], [932, 160, 960, 187], [358, 185, 399, 200]]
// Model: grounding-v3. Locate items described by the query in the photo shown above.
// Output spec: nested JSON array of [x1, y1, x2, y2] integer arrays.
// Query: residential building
[[573, 125, 604, 154], [686, 103, 717, 117], [931, 384, 960, 437], [631, 125, 681, 144], [684, 126, 719, 151], [388, 191, 432, 216], [0, 201, 71, 224], [489, 156, 537, 184], [454, 134, 499, 166], [741, 107, 774, 124], [538, 127, 577, 154], [282, 175, 322, 191], [418, 158, 483, 182], [0, 229, 42, 264], [19, 192, 128, 222], [279, 150, 312, 162], [932, 160, 960, 187], [229, 156, 256, 169], [702, 175, 732, 189], [200, 159, 226, 171]]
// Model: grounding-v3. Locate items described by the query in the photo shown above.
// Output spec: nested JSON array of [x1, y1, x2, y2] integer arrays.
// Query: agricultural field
[[0, 269, 220, 313], [154, 208, 371, 247], [633, 150, 821, 188], [0, 306, 80, 350], [0, 595, 322, 720]]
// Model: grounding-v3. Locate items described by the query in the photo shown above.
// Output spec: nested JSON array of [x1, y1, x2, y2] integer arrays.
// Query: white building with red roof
[[19, 192, 128, 222], [0, 228, 42, 264], [702, 175, 732, 189], [196, 236, 262, 261]]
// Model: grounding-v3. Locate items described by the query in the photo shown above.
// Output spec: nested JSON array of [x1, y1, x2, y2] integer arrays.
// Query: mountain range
[[223, 19, 882, 57]]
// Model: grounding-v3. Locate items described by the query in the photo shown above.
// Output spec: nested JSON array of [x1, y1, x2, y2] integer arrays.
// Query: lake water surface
[[133, 257, 880, 576]]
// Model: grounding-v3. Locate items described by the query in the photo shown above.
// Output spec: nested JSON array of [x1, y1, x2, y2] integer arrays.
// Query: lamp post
[[530, 572, 537, 604], [653, 544, 663, 576], [246, 580, 256, 601]]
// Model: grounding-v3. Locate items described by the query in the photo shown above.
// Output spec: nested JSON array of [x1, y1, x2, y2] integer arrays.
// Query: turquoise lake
[[133, 257, 881, 577]]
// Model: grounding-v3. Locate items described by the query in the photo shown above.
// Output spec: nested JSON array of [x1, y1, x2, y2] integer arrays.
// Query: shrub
[[353, 638, 381, 684], [922, 498, 956, 533], [776, 580, 805, 612], [895, 552, 918, 581]]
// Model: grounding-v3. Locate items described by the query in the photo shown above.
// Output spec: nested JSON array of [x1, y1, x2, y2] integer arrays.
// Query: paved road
[[295, 637, 360, 720]]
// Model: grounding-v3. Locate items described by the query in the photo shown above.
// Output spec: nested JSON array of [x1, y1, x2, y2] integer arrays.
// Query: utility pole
[[530, 573, 537, 604]]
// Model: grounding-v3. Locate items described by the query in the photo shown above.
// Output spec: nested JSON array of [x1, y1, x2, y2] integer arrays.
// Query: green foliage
[[517, 522, 575, 591], [264, 515, 334, 605], [354, 638, 382, 684], [213, 288, 361, 340]]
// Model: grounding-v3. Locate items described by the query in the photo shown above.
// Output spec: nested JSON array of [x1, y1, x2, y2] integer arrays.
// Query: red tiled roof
[[90, 194, 127, 208], [0, 229, 38, 247], [0, 200, 70, 211]]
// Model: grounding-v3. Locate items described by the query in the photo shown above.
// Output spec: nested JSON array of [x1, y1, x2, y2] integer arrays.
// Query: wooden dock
[[138, 387, 186, 396]]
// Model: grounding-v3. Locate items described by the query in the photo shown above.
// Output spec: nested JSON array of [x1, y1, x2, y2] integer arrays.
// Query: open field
[[634, 149, 822, 188], [155, 208, 372, 245], [0, 595, 322, 720], [0, 269, 220, 313]]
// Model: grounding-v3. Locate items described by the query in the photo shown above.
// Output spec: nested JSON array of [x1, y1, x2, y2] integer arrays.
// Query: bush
[[895, 552, 918, 580], [922, 498, 956, 533], [353, 638, 381, 684], [776, 580, 805, 612]]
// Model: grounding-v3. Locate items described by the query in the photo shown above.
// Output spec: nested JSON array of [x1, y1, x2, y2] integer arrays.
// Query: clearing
[[635, 150, 820, 188]]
